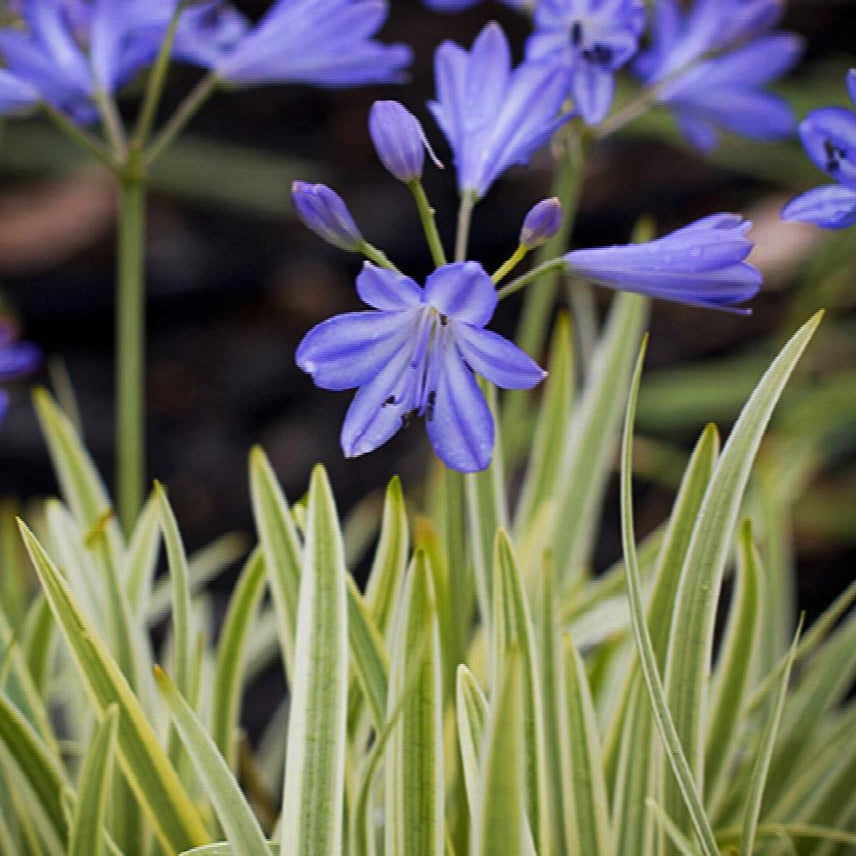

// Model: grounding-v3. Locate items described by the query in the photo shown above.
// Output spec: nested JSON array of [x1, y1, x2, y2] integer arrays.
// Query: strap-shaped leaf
[[250, 446, 302, 687], [619, 338, 719, 856], [156, 667, 271, 856], [553, 293, 648, 584], [17, 521, 209, 854], [280, 465, 348, 856], [456, 665, 488, 818], [69, 705, 119, 856], [662, 311, 822, 841], [385, 550, 444, 856], [211, 549, 267, 770]]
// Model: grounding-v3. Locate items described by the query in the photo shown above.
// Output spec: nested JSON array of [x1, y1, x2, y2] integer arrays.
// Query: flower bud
[[520, 198, 563, 249], [369, 100, 436, 182], [291, 181, 362, 251]]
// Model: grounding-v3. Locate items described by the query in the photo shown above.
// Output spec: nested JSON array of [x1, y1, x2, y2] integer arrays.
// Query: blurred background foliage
[[0, 0, 853, 627]]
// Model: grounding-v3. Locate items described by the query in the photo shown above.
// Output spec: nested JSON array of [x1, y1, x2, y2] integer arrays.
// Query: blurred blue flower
[[429, 22, 571, 198], [564, 213, 762, 312], [527, 0, 645, 125], [292, 181, 364, 251], [175, 0, 411, 88], [634, 0, 801, 150], [296, 262, 545, 471], [782, 70, 856, 229], [0, 320, 40, 423], [0, 0, 178, 121]]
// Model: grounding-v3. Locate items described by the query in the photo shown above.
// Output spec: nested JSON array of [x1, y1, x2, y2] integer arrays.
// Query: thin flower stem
[[94, 88, 128, 160], [454, 189, 478, 262], [497, 258, 566, 301], [492, 245, 529, 285], [116, 158, 147, 534], [514, 125, 588, 358], [596, 85, 662, 139], [358, 240, 401, 273], [41, 103, 119, 171], [145, 71, 220, 167], [408, 179, 447, 267], [133, 1, 186, 148]]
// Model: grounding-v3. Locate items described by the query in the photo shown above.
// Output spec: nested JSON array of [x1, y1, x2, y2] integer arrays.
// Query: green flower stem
[[408, 179, 447, 267], [492, 245, 529, 286], [41, 103, 119, 171], [454, 190, 478, 262], [133, 2, 186, 148], [145, 71, 220, 167], [358, 240, 401, 273], [116, 155, 147, 535], [515, 125, 588, 358], [94, 88, 128, 161], [497, 258, 566, 301]]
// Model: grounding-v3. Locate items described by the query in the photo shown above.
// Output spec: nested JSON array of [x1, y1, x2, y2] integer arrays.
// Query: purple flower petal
[[798, 106, 856, 189], [357, 264, 423, 311], [781, 184, 856, 230], [296, 310, 415, 390], [848, 69, 856, 107], [0, 390, 8, 423], [426, 345, 493, 472], [424, 262, 497, 326], [0, 341, 40, 381], [454, 326, 546, 389], [0, 68, 40, 113]]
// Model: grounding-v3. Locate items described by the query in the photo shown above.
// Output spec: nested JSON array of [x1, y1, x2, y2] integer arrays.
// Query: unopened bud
[[291, 181, 362, 251], [520, 197, 563, 249]]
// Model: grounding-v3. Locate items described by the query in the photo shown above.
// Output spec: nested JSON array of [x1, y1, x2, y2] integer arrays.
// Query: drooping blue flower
[[175, 0, 411, 88], [527, 0, 646, 125], [782, 70, 856, 230], [296, 262, 545, 471], [429, 22, 571, 198], [369, 100, 434, 183], [0, 0, 178, 121], [520, 197, 564, 248], [634, 0, 801, 150], [0, 320, 40, 423], [292, 181, 364, 251], [564, 214, 762, 312]]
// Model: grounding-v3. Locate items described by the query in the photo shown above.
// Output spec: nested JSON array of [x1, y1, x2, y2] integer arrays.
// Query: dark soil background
[[0, 0, 853, 637]]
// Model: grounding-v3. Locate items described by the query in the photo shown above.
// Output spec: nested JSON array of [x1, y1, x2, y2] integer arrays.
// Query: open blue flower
[[297, 262, 545, 471], [634, 0, 801, 150], [527, 0, 645, 125], [175, 0, 411, 88], [564, 213, 762, 312], [0, 320, 40, 423], [429, 22, 571, 198], [782, 70, 856, 229], [0, 0, 178, 121]]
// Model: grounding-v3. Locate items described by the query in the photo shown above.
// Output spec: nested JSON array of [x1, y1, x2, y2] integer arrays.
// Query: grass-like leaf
[[250, 446, 302, 687], [456, 664, 488, 818], [211, 549, 267, 770], [662, 311, 822, 839], [280, 465, 348, 856], [155, 666, 271, 856], [385, 549, 444, 856], [553, 292, 648, 584], [619, 337, 719, 856], [17, 521, 210, 854], [69, 705, 119, 856]]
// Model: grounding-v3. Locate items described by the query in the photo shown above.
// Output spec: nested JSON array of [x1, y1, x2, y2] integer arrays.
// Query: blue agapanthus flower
[[634, 0, 801, 150], [429, 22, 571, 198], [527, 0, 646, 125], [782, 70, 856, 230], [564, 213, 762, 312], [175, 0, 411, 88], [296, 262, 545, 471], [0, 0, 177, 121], [0, 320, 40, 422]]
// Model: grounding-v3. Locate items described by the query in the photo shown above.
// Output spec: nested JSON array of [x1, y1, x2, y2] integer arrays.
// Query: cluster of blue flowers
[[0, 0, 410, 124], [292, 91, 763, 470]]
